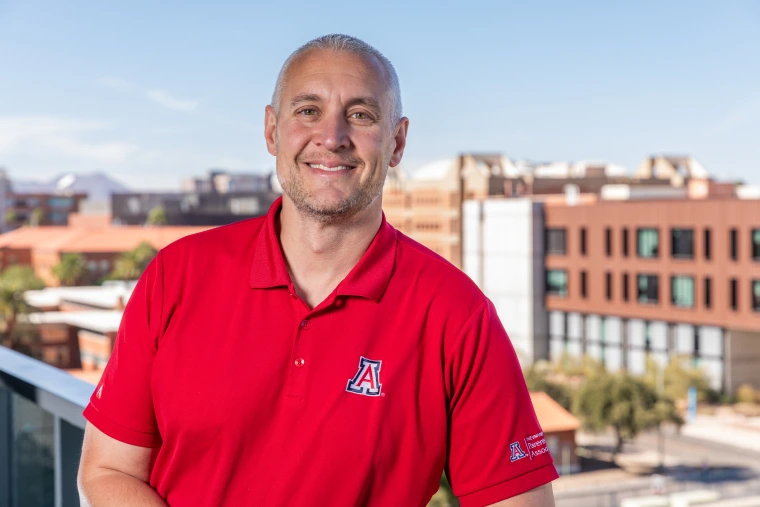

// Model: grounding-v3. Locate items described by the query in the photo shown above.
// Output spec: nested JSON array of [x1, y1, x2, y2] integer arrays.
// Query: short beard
[[277, 160, 387, 225]]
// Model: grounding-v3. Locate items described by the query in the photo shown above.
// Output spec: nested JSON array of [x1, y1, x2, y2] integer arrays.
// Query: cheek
[[279, 123, 311, 154]]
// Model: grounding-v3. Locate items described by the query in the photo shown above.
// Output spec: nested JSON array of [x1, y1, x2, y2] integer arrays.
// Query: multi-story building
[[111, 190, 279, 226], [3, 192, 87, 230], [182, 169, 273, 194], [383, 154, 516, 268], [463, 157, 759, 392]]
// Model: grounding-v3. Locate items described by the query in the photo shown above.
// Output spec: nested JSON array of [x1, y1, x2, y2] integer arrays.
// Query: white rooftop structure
[[24, 282, 136, 310], [25, 310, 123, 334]]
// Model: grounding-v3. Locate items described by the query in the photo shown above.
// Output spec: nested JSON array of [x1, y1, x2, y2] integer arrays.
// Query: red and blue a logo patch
[[346, 356, 382, 396]]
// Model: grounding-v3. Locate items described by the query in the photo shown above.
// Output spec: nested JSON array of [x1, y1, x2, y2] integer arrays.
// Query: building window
[[623, 272, 629, 302], [580, 228, 587, 256], [546, 269, 568, 297], [671, 228, 694, 259], [606, 272, 612, 301], [546, 228, 567, 255], [730, 278, 738, 310], [622, 228, 629, 257], [605, 227, 612, 257], [753, 280, 760, 312], [580, 270, 587, 299], [704, 277, 711, 309], [48, 197, 73, 208], [637, 228, 659, 258], [730, 228, 738, 261], [671, 275, 695, 308], [704, 228, 711, 260], [638, 274, 659, 304], [752, 229, 760, 261]]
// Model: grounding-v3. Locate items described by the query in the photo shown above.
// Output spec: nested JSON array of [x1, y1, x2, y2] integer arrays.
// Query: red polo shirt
[[83, 197, 557, 506]]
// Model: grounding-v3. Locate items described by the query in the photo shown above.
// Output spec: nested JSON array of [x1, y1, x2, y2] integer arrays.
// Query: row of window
[[546, 227, 760, 261], [546, 269, 760, 312]]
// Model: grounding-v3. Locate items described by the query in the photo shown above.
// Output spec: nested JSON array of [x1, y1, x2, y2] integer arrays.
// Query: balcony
[[0, 345, 92, 507]]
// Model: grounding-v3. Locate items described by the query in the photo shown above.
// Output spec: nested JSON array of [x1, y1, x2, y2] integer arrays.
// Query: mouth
[[305, 162, 357, 173]]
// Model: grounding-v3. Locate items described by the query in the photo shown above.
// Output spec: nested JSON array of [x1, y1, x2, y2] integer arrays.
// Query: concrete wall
[[725, 328, 760, 392], [463, 198, 547, 364]]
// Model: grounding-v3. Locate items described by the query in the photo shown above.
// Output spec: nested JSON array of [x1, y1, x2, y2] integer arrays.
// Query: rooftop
[[0, 224, 212, 253], [529, 391, 580, 433]]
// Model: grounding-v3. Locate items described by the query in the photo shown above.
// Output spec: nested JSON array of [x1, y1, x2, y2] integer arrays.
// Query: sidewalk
[[682, 413, 760, 453]]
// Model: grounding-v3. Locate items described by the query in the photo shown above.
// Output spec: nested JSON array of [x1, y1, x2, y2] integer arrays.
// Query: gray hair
[[271, 34, 403, 125]]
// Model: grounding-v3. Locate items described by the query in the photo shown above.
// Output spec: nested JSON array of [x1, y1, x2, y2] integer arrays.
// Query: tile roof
[[0, 225, 213, 253], [529, 391, 580, 434]]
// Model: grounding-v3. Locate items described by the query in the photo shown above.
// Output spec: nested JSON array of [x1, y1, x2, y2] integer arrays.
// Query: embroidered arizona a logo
[[509, 441, 528, 462], [346, 356, 382, 396]]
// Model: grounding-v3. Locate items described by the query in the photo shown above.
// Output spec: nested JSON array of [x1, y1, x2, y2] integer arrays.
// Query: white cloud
[[0, 115, 136, 164], [146, 89, 198, 112], [98, 77, 199, 113]]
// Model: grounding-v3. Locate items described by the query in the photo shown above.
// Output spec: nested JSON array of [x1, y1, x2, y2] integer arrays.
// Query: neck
[[278, 196, 383, 309]]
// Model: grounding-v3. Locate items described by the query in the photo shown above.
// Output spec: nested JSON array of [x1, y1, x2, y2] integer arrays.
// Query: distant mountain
[[12, 172, 131, 201]]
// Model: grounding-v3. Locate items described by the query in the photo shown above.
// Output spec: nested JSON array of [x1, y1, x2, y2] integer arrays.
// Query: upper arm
[[487, 484, 555, 507], [445, 300, 558, 505], [78, 422, 156, 484]]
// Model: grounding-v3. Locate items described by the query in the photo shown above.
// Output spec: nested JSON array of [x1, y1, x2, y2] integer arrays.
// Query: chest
[[150, 287, 448, 462]]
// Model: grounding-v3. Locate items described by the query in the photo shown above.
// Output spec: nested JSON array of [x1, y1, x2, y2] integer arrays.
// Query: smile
[[307, 163, 355, 172]]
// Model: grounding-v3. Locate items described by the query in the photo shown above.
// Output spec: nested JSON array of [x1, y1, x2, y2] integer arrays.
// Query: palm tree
[[52, 253, 86, 286], [146, 206, 168, 226], [110, 241, 158, 280], [0, 266, 45, 349]]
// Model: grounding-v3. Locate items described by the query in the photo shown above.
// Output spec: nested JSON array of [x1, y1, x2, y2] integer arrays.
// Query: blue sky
[[1, 1, 759, 189]]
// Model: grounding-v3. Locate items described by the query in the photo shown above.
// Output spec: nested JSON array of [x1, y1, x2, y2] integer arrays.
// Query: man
[[78, 34, 557, 506]]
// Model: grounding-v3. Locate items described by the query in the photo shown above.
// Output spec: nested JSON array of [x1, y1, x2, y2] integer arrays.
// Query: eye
[[298, 108, 318, 116], [350, 111, 373, 121]]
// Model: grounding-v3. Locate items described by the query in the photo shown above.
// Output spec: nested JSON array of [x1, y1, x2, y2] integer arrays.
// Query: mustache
[[296, 153, 363, 167]]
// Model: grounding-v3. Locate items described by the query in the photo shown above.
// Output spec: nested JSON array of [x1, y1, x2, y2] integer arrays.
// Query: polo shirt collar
[[249, 197, 397, 303]]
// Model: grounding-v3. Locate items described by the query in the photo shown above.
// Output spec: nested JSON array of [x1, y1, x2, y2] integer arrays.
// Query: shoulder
[[160, 216, 265, 258], [392, 229, 487, 314]]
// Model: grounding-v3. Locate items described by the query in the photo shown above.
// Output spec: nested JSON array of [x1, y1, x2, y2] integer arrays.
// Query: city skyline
[[2, 1, 759, 189]]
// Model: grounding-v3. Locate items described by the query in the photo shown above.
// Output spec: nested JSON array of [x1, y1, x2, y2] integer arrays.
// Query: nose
[[313, 112, 351, 152]]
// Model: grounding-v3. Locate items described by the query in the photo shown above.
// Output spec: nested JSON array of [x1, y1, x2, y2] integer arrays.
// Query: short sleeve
[[446, 300, 558, 507], [82, 251, 165, 447]]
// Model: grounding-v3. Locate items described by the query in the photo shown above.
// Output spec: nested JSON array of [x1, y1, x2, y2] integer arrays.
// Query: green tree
[[109, 241, 158, 280], [0, 266, 45, 349], [643, 355, 715, 402], [146, 206, 168, 226], [30, 207, 45, 227], [4, 209, 17, 225], [52, 253, 86, 286], [574, 370, 682, 454], [523, 362, 574, 411]]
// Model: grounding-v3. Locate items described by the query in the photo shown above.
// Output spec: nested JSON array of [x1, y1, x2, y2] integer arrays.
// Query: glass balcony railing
[[0, 345, 92, 507]]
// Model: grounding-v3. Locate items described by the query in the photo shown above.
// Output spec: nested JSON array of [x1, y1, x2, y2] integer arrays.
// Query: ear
[[264, 105, 277, 156], [389, 117, 409, 168]]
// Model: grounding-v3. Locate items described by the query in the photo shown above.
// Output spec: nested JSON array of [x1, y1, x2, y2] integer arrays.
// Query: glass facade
[[546, 269, 568, 297], [671, 275, 695, 308], [637, 274, 659, 303], [48, 197, 73, 208], [11, 393, 55, 507], [753, 229, 760, 261], [637, 228, 659, 258]]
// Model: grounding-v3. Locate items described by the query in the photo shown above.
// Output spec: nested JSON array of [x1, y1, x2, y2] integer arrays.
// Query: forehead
[[281, 49, 391, 106]]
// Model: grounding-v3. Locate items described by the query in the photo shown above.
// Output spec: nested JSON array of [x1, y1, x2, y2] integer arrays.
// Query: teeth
[[309, 163, 350, 172]]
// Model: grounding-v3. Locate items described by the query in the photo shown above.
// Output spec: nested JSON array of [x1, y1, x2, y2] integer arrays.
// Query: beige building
[[383, 154, 516, 268]]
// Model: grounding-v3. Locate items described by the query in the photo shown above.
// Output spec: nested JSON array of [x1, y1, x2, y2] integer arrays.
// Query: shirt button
[[300, 319, 310, 329], [294, 357, 305, 368]]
